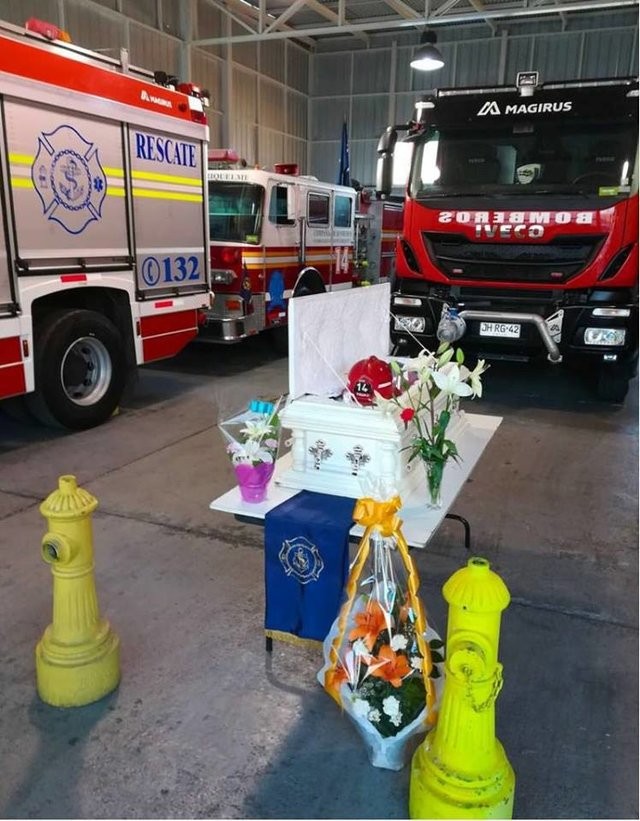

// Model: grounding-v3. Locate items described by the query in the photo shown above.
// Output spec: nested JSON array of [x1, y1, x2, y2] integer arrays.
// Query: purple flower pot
[[234, 462, 275, 503]]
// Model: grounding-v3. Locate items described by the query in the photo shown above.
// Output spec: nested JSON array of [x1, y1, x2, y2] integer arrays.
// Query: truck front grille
[[423, 232, 605, 283]]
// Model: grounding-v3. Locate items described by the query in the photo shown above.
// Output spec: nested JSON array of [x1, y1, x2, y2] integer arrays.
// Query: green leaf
[[437, 341, 450, 355], [456, 347, 465, 364]]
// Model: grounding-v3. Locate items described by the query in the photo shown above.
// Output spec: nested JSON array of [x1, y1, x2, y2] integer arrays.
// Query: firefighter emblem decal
[[279, 536, 324, 584], [31, 125, 107, 234]]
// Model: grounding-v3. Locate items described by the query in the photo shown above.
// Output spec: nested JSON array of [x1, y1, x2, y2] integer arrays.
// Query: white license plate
[[479, 322, 521, 339]]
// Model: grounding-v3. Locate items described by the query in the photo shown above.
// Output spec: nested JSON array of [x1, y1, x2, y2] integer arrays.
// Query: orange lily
[[367, 645, 412, 688], [348, 600, 389, 651], [326, 663, 349, 695]]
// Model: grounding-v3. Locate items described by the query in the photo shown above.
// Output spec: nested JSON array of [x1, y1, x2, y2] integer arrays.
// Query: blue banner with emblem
[[265, 491, 355, 644]]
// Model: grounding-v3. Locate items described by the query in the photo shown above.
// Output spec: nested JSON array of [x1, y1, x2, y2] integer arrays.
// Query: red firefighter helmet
[[347, 356, 394, 406]]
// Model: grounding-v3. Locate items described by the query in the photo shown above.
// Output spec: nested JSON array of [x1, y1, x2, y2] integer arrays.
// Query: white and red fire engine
[[0, 18, 211, 428], [202, 151, 356, 350]]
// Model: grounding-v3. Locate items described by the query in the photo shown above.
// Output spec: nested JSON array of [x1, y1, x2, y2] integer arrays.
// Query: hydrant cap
[[40, 475, 98, 520], [443, 556, 510, 613]]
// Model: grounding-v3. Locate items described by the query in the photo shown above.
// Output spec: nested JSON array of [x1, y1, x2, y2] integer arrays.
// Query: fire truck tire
[[27, 309, 126, 430], [596, 367, 631, 403]]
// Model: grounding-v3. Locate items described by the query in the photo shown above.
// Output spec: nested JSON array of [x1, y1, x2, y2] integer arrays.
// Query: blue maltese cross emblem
[[31, 124, 107, 234], [279, 536, 324, 584]]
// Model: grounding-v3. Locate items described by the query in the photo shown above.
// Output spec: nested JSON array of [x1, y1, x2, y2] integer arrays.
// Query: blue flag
[[264, 491, 355, 644], [337, 119, 350, 187]]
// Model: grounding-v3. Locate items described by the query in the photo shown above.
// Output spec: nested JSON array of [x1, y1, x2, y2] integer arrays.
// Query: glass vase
[[234, 462, 275, 503], [424, 459, 444, 509]]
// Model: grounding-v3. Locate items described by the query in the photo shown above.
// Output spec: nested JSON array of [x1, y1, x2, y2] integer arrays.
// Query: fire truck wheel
[[596, 367, 631, 404], [27, 309, 126, 430]]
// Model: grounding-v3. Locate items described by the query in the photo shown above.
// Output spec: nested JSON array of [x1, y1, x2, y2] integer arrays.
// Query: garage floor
[[0, 340, 638, 820]]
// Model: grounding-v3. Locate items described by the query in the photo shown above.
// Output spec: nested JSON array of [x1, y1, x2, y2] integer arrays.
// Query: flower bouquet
[[219, 398, 283, 503], [375, 342, 487, 507], [318, 494, 445, 770]]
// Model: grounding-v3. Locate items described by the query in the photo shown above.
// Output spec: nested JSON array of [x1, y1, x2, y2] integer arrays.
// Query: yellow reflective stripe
[[131, 169, 202, 187], [11, 178, 124, 198], [103, 166, 125, 178], [8, 152, 33, 165], [132, 188, 203, 203]]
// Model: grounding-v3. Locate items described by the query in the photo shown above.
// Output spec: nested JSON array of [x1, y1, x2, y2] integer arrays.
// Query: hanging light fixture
[[410, 30, 444, 71]]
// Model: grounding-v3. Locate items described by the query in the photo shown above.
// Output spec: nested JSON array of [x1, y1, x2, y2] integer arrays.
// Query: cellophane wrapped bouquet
[[219, 397, 283, 503], [318, 493, 444, 770]]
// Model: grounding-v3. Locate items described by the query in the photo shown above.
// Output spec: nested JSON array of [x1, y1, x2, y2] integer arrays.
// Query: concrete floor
[[0, 340, 637, 820]]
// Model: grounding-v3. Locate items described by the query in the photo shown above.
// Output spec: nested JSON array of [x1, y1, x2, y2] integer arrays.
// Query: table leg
[[265, 635, 273, 653], [444, 513, 471, 552]]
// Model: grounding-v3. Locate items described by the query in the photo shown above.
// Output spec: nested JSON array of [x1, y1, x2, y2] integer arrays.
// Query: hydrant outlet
[[41, 533, 72, 564]]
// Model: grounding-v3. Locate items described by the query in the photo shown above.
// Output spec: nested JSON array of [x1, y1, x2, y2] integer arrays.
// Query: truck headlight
[[584, 327, 627, 346], [394, 315, 426, 333]]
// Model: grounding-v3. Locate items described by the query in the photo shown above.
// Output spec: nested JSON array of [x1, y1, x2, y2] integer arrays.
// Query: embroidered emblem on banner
[[279, 536, 324, 584], [32, 124, 107, 234]]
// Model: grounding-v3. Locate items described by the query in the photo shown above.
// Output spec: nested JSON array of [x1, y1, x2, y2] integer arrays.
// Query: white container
[[277, 285, 469, 499]]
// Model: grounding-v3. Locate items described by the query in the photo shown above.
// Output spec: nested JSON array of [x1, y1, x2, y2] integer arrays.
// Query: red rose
[[400, 408, 415, 423]]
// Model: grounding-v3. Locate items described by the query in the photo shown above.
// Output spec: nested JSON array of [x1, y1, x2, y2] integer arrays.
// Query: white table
[[209, 413, 502, 549]]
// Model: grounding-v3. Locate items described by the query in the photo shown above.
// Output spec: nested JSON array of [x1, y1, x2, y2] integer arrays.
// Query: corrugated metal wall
[[0, 0, 636, 181], [310, 9, 639, 185]]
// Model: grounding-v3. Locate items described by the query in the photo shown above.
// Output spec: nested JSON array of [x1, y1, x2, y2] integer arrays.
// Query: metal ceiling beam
[[383, 0, 422, 18], [192, 0, 638, 44], [263, 0, 307, 33], [302, 0, 370, 42], [467, 0, 498, 32], [432, 0, 463, 16], [205, 0, 316, 47]]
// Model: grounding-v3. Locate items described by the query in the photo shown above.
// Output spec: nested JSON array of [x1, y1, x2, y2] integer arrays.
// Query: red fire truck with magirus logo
[[377, 73, 638, 402], [0, 18, 210, 429], [201, 151, 356, 352]]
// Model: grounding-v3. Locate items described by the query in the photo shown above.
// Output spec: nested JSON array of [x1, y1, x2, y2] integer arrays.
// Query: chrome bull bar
[[458, 310, 562, 363]]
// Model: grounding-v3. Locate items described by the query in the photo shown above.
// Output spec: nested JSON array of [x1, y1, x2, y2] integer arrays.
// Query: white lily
[[231, 439, 274, 464], [432, 363, 474, 397], [468, 359, 487, 398], [240, 419, 274, 440]]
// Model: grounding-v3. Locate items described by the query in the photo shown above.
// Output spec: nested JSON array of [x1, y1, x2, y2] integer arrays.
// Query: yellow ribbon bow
[[352, 495, 403, 536]]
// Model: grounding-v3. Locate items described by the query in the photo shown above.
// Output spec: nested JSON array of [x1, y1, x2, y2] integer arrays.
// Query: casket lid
[[288, 283, 391, 400]]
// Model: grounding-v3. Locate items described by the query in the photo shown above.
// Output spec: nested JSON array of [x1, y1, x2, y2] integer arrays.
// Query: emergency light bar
[[25, 17, 71, 42]]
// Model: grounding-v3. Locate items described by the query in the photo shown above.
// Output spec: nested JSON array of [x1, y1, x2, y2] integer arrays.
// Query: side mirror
[[376, 127, 398, 199]]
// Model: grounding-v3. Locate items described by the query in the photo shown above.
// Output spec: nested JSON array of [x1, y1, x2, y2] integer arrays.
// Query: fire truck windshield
[[208, 182, 263, 244], [409, 121, 637, 200]]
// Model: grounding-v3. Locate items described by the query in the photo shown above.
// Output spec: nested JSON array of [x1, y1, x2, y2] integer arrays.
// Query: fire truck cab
[[202, 155, 356, 349], [0, 18, 210, 429], [378, 74, 638, 402]]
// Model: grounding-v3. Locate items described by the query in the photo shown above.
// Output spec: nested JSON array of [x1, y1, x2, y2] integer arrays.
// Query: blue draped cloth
[[264, 491, 355, 644]]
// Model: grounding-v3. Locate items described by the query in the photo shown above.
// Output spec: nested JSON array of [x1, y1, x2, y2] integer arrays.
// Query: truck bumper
[[198, 295, 266, 343], [390, 284, 639, 372]]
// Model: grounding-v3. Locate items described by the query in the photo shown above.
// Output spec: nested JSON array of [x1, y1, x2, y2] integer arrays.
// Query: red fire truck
[[0, 18, 210, 428], [377, 74, 638, 401], [202, 152, 356, 351]]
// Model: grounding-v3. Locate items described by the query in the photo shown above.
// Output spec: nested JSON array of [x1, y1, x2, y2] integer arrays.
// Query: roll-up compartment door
[[3, 100, 129, 269], [128, 126, 207, 295], [0, 104, 16, 312]]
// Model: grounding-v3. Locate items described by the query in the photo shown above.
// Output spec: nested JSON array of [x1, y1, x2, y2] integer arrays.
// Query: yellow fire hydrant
[[410, 556, 515, 819], [35, 475, 120, 707]]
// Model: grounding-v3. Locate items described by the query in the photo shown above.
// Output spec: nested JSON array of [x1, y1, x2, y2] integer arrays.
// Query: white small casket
[[276, 285, 468, 499]]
